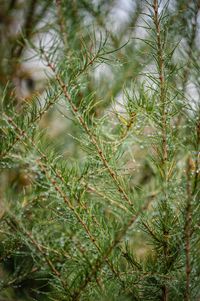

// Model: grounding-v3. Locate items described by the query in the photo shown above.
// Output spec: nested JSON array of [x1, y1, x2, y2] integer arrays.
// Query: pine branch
[[5, 215, 72, 298], [184, 158, 192, 301], [43, 52, 133, 206], [153, 0, 167, 172], [0, 91, 62, 159], [56, 0, 68, 47], [193, 119, 200, 194], [72, 198, 152, 300], [2, 112, 123, 289]]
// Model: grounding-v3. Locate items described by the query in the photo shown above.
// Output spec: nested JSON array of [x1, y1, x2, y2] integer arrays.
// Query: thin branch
[[184, 158, 192, 301], [0, 91, 62, 158], [193, 119, 200, 194], [153, 1, 168, 300], [12, 0, 38, 58], [153, 0, 167, 167], [43, 53, 132, 206], [55, 0, 68, 47]]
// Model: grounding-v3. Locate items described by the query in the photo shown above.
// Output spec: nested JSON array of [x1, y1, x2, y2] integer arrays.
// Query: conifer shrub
[[0, 1, 200, 300]]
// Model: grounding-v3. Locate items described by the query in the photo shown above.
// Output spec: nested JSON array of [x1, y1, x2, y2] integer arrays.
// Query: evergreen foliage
[[0, 0, 200, 300]]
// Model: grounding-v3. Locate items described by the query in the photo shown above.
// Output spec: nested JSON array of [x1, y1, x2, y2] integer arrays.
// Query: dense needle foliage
[[0, 0, 200, 300]]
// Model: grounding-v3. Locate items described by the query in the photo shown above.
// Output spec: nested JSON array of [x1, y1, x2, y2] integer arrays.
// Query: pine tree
[[0, 1, 200, 300]]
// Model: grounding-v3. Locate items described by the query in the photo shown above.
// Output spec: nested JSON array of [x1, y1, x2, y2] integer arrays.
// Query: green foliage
[[0, 1, 200, 300]]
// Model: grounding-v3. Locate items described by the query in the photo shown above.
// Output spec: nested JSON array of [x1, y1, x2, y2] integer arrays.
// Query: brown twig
[[184, 158, 192, 301], [153, 2, 168, 300], [175, 2, 200, 129], [12, 0, 38, 58], [55, 0, 68, 47], [193, 119, 200, 194], [153, 0, 167, 170]]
